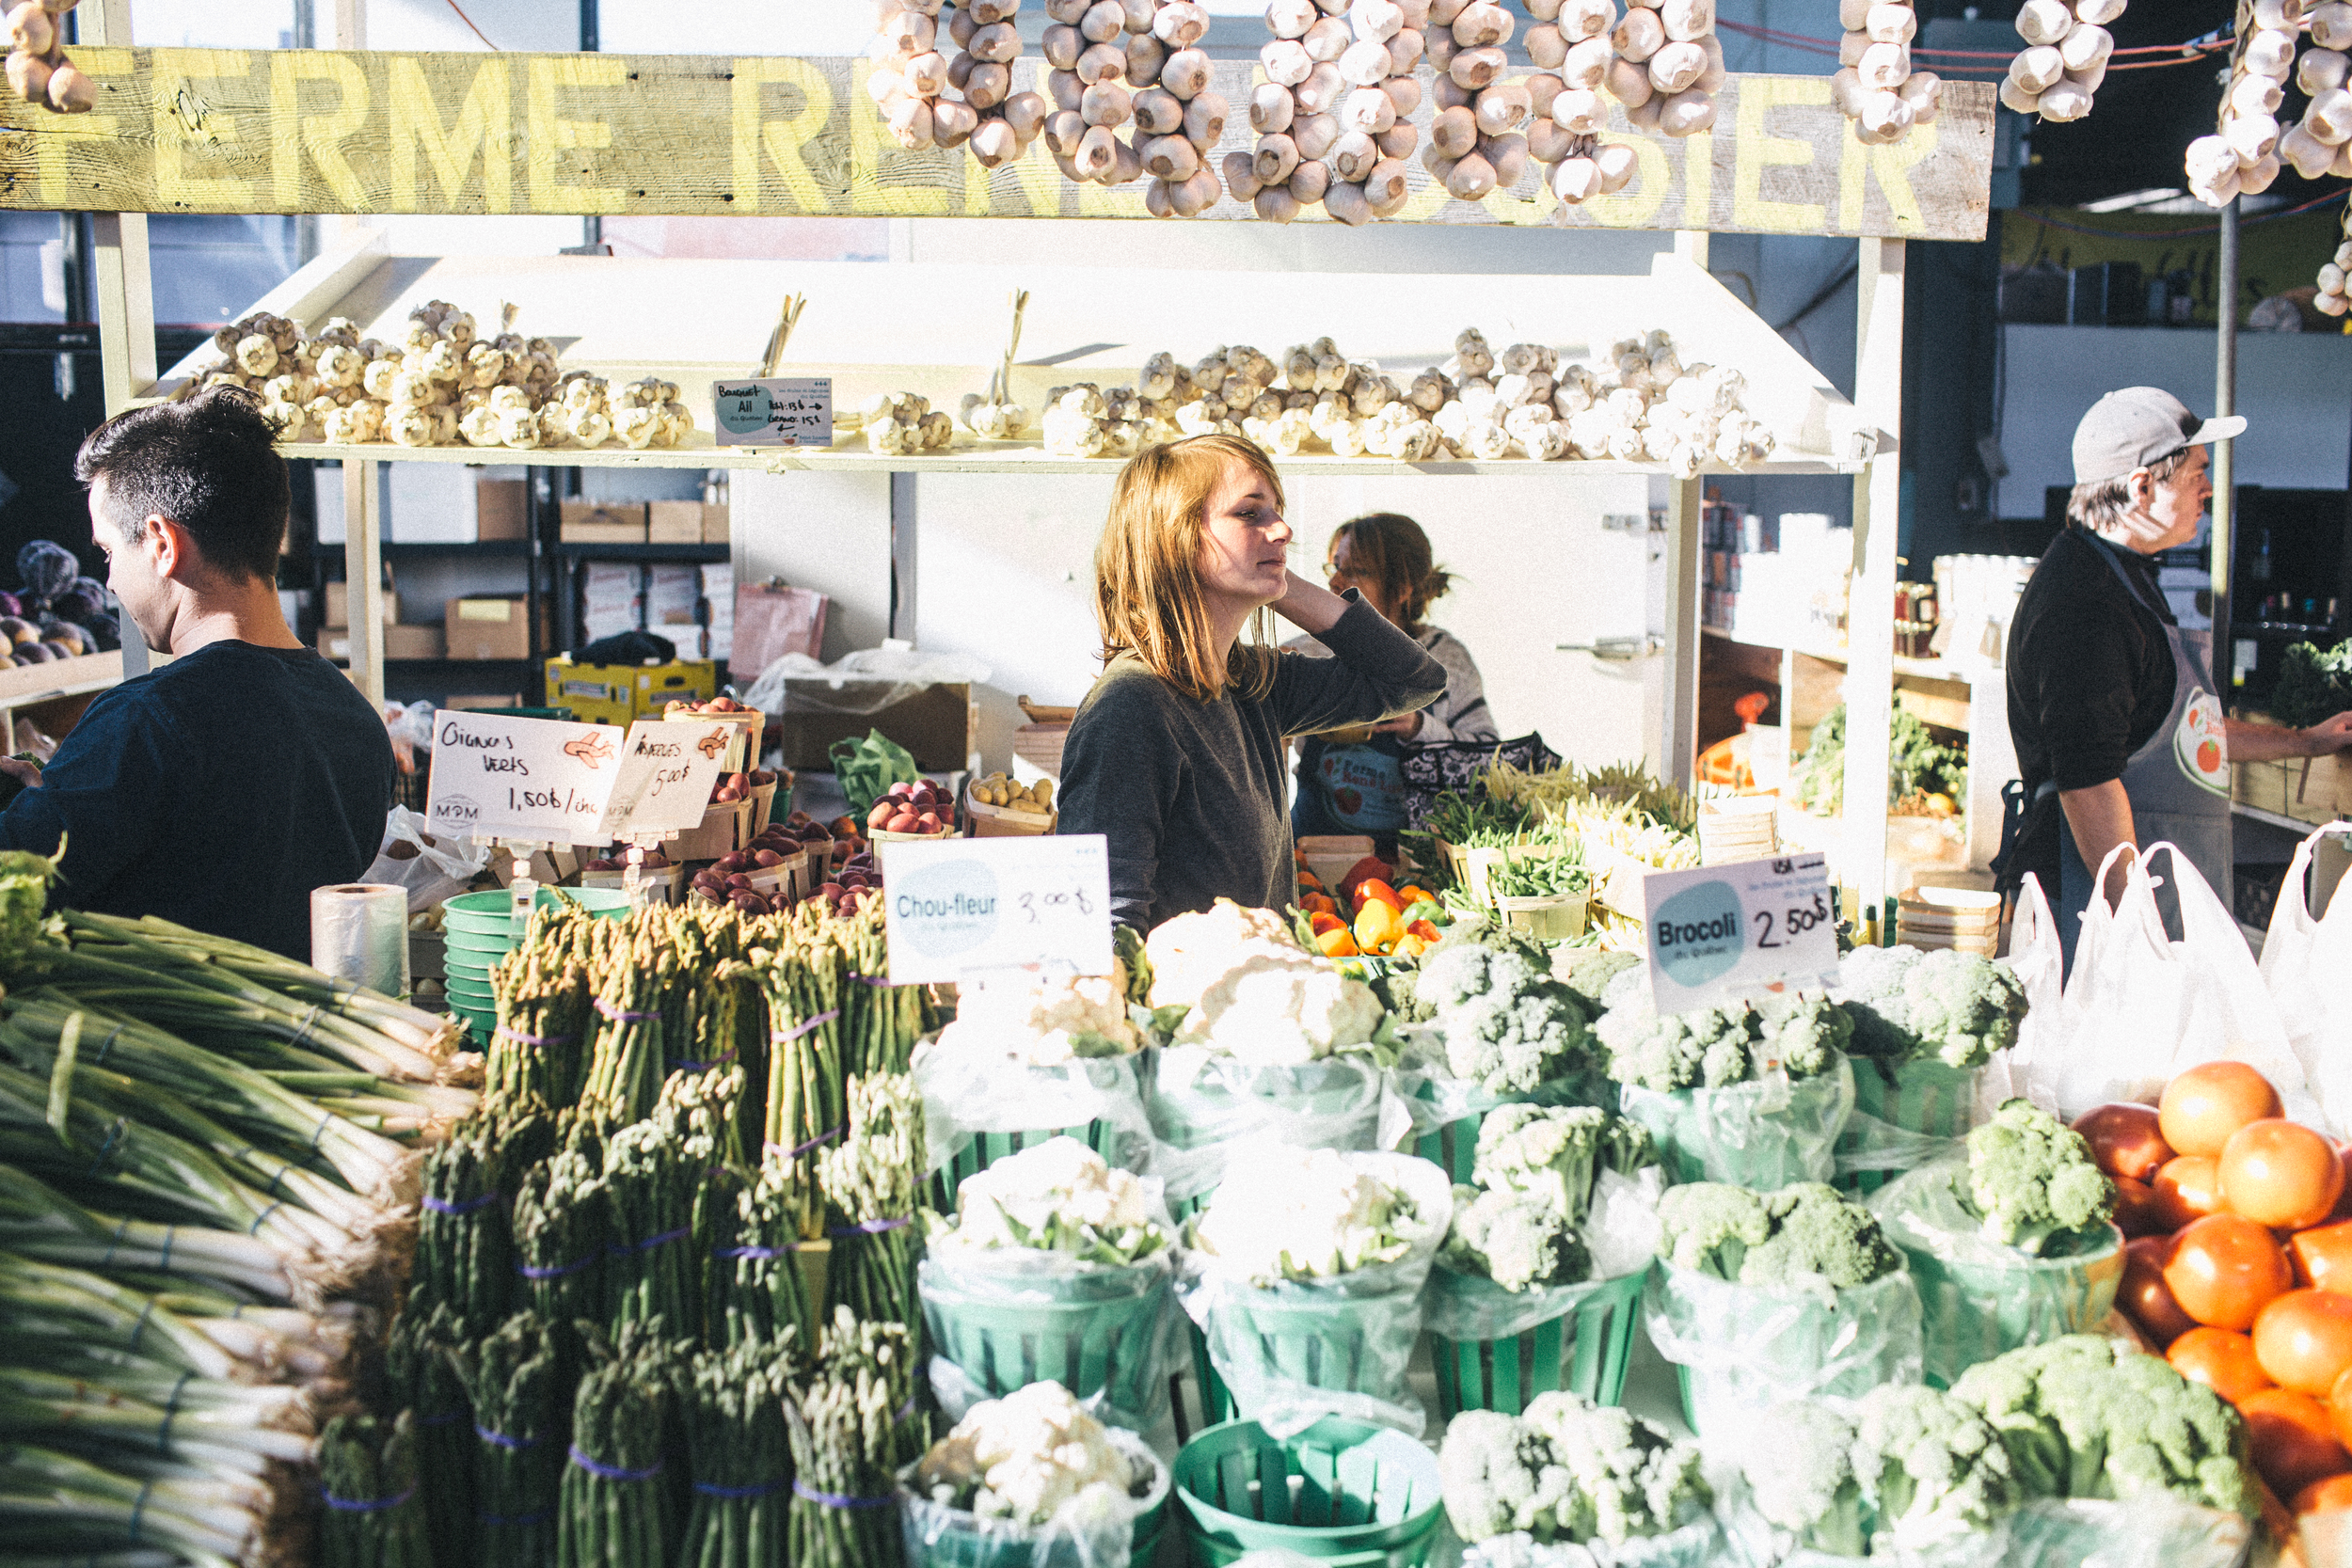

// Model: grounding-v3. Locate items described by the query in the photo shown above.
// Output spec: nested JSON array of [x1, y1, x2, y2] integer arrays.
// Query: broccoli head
[[1654, 1182, 1773, 1279], [1964, 1099, 2116, 1256], [1597, 994, 1846, 1093], [1423, 942, 1597, 1095], [1520, 1391, 1712, 1544], [1739, 1401, 1867, 1557], [1949, 1336, 2255, 1515], [1557, 948, 1642, 1007], [1471, 1103, 1655, 1227], [1849, 1383, 2024, 1552], [1740, 1182, 1902, 1290], [1755, 991, 1852, 1078], [1836, 945, 2029, 1070], [1442, 1184, 1592, 1293]]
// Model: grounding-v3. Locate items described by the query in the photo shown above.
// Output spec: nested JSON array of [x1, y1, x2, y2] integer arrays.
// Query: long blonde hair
[[1094, 434, 1283, 704]]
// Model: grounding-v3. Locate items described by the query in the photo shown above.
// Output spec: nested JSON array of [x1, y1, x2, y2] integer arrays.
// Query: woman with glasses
[[1293, 513, 1497, 859], [1056, 437, 1447, 931]]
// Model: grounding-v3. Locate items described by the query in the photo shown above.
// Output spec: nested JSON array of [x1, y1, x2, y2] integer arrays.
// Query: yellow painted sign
[[0, 50, 1992, 241]]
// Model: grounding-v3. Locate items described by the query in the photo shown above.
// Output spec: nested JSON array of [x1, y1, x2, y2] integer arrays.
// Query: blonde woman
[[1058, 435, 1446, 930]]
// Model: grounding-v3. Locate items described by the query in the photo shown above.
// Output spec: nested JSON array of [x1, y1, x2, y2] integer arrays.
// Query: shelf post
[[344, 461, 386, 705], [1844, 235, 1905, 911], [80, 0, 151, 680], [1662, 477, 1704, 788], [2212, 197, 2238, 696], [890, 472, 918, 643]]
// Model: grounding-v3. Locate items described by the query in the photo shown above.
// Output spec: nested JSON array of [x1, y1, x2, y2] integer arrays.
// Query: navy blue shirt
[[0, 641, 395, 958]]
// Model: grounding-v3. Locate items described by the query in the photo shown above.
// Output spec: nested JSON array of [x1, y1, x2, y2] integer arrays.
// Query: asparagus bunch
[[602, 1117, 700, 1342], [558, 1342, 682, 1568], [387, 1303, 477, 1568], [708, 1145, 815, 1354], [450, 1312, 569, 1568], [319, 1411, 432, 1568], [512, 1148, 606, 1366], [816, 1071, 927, 1337], [784, 1309, 921, 1568], [411, 1110, 556, 1335], [487, 927, 596, 1115], [681, 1338, 802, 1568]]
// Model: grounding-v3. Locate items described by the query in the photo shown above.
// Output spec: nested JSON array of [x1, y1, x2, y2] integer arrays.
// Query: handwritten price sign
[[880, 835, 1114, 984], [711, 376, 834, 448], [1642, 852, 1839, 1014], [424, 712, 730, 847]]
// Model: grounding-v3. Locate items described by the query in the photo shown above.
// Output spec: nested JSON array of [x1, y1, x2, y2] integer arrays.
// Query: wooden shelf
[[313, 540, 535, 560], [1703, 626, 1971, 685], [554, 543, 730, 562], [2233, 800, 2344, 834], [0, 649, 134, 708]]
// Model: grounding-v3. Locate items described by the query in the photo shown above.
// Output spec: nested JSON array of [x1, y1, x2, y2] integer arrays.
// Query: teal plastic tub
[[1171, 1418, 1442, 1568], [441, 885, 632, 934], [930, 1122, 1118, 1216], [1428, 1269, 1645, 1419]]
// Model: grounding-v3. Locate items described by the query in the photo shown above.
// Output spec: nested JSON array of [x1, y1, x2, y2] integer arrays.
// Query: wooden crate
[[2282, 753, 2352, 827], [2235, 758, 2289, 817]]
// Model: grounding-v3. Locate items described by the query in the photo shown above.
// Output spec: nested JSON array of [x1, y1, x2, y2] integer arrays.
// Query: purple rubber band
[[473, 1424, 545, 1450], [324, 1487, 415, 1513], [595, 998, 661, 1023], [769, 1009, 841, 1043], [494, 1026, 576, 1046], [417, 1412, 465, 1429], [828, 1216, 913, 1237], [774, 1124, 844, 1160], [846, 973, 894, 987], [569, 1446, 662, 1483], [695, 1478, 788, 1499], [479, 1508, 553, 1528], [421, 1192, 503, 1216], [712, 1243, 795, 1260], [608, 1226, 690, 1257], [792, 1480, 896, 1511], [668, 1050, 739, 1072], [516, 1254, 595, 1281]]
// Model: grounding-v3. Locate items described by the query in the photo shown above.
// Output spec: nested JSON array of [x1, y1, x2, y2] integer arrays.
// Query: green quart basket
[[1172, 1418, 1443, 1568], [1841, 1057, 1979, 1196], [1428, 1270, 1645, 1419], [921, 1268, 1170, 1421], [1185, 1291, 1392, 1433], [930, 1122, 1116, 1216], [1907, 1226, 2124, 1390]]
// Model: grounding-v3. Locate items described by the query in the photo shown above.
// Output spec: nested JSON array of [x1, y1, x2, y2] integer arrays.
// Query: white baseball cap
[[2071, 388, 2247, 485]]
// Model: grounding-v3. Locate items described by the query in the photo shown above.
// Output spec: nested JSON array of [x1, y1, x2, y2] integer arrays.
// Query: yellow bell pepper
[[1315, 925, 1361, 958], [1393, 932, 1431, 959], [1353, 898, 1406, 954]]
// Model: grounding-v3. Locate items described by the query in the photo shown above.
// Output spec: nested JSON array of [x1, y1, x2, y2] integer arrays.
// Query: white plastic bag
[[2001, 874, 2065, 1117], [358, 806, 489, 914], [1147, 1048, 1404, 1211], [914, 1038, 1155, 1183], [896, 1428, 1166, 1568], [2037, 843, 2315, 1123], [1459, 1519, 1730, 1568], [1641, 1260, 1925, 1438], [1617, 1053, 1856, 1189], [1178, 1149, 1454, 1438], [2260, 823, 2352, 1139]]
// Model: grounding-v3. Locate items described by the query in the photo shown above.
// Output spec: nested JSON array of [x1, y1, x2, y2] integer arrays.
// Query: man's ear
[[145, 514, 187, 578], [2125, 467, 2155, 510]]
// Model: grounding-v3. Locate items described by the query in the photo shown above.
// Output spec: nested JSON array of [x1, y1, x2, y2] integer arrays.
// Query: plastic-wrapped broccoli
[[1441, 1184, 1591, 1293], [1739, 1386, 2024, 1557], [1440, 1392, 1710, 1546], [1420, 936, 1597, 1095], [1657, 1181, 1900, 1290], [1596, 992, 1851, 1094], [1961, 1099, 2116, 1256], [1471, 1103, 1656, 1227], [1835, 944, 2030, 1070]]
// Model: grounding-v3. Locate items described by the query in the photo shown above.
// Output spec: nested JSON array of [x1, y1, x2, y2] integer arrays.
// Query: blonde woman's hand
[[1271, 568, 1351, 634]]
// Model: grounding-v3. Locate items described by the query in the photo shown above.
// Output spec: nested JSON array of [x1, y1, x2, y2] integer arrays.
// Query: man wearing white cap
[[2005, 388, 2352, 971]]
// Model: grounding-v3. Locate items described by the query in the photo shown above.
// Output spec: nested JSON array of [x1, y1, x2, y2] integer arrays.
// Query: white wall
[[731, 471, 895, 666], [1994, 325, 2352, 518]]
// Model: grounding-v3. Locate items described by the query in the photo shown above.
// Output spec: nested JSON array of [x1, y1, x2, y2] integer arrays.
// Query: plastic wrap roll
[[310, 882, 410, 998]]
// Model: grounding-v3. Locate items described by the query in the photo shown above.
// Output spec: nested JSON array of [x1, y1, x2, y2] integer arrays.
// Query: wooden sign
[[0, 49, 1991, 241]]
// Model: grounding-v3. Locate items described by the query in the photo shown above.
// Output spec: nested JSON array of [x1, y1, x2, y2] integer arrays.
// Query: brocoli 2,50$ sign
[[1642, 852, 1837, 1013]]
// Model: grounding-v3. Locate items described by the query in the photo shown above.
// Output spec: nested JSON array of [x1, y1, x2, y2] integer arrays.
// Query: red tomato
[[2334, 1144, 2352, 1220], [2074, 1102, 2175, 1182], [2161, 1062, 2285, 1158], [2111, 1176, 2174, 1239], [2121, 1235, 2198, 1348], [2254, 1289, 2352, 1396], [1308, 911, 1345, 936], [2220, 1119, 2346, 1230], [2153, 1154, 2227, 1231], [1353, 879, 1405, 912], [2166, 1213, 2295, 1330], [2292, 1473, 2352, 1516], [2240, 1388, 2352, 1501], [2169, 1325, 2278, 1403]]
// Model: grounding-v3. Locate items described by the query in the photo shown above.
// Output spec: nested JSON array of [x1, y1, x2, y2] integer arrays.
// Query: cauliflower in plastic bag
[[930, 1136, 1168, 1265], [1177, 951, 1382, 1065], [911, 1381, 1138, 1527], [939, 961, 1140, 1065], [1192, 1144, 1416, 1286], [1145, 898, 1307, 1009]]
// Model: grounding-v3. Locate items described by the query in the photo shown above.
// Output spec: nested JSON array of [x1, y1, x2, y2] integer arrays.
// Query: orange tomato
[[2111, 1176, 2173, 1239], [2169, 1325, 2277, 1402], [2330, 1364, 2352, 1451], [2220, 1118, 2346, 1230], [2293, 1473, 2352, 1516], [2294, 1222, 2352, 1293], [2161, 1061, 2284, 1159], [2331, 1140, 2352, 1220], [2239, 1388, 2352, 1500], [2153, 1154, 2226, 1230], [2166, 1213, 2295, 1330], [1308, 911, 1346, 936], [2254, 1289, 2352, 1396], [2073, 1102, 2175, 1183], [1354, 879, 1405, 912], [2121, 1235, 2198, 1348], [1313, 927, 1360, 958]]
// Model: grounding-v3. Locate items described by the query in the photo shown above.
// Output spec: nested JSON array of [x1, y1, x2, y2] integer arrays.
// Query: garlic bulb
[[1995, 0, 2117, 128], [1235, 0, 1420, 220], [1836, 0, 1936, 141], [2193, 20, 2317, 206]]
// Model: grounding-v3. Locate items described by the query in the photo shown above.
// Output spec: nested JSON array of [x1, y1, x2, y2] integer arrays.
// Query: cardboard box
[[446, 692, 525, 710], [384, 624, 446, 660], [704, 504, 731, 544], [542, 657, 718, 726], [648, 501, 708, 545], [477, 478, 530, 542], [326, 580, 398, 628], [774, 681, 972, 772], [560, 501, 647, 544], [446, 597, 532, 660]]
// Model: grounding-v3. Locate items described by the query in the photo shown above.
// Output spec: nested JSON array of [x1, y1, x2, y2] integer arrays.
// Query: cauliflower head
[[940, 961, 1139, 1065], [1440, 1184, 1591, 1292], [1145, 900, 1304, 1009], [1191, 1146, 1415, 1286], [932, 1136, 1168, 1265], [1439, 1395, 1708, 1547], [1177, 952, 1381, 1065], [913, 1381, 1136, 1526]]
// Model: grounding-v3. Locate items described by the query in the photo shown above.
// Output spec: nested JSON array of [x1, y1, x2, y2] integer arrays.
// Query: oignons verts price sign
[[1642, 851, 1838, 1013]]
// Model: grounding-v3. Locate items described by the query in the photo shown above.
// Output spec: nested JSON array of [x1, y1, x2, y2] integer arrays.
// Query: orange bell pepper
[[1315, 926, 1361, 958], [1301, 893, 1341, 917], [1397, 884, 1437, 908], [1308, 910, 1346, 936], [1354, 898, 1406, 954], [1354, 879, 1406, 912], [1406, 919, 1441, 943]]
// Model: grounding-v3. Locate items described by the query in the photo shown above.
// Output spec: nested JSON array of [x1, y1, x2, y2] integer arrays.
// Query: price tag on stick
[[711, 376, 834, 448], [1642, 852, 1839, 1014], [880, 835, 1115, 985]]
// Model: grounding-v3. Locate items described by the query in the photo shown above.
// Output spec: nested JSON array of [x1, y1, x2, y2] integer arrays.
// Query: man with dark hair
[[0, 388, 393, 958], [2005, 388, 2352, 972]]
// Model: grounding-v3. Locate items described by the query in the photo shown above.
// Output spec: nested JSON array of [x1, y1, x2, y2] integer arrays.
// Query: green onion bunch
[[557, 1340, 682, 1568], [602, 1117, 699, 1341], [0, 1441, 276, 1563], [784, 1309, 920, 1568], [450, 1311, 568, 1568], [319, 1410, 431, 1568], [708, 1144, 814, 1354], [387, 1302, 476, 1568], [817, 1071, 927, 1336], [0, 1160, 297, 1303], [681, 1337, 801, 1568]]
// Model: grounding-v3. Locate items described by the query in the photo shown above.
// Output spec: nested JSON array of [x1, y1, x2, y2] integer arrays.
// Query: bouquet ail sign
[[424, 709, 729, 847]]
